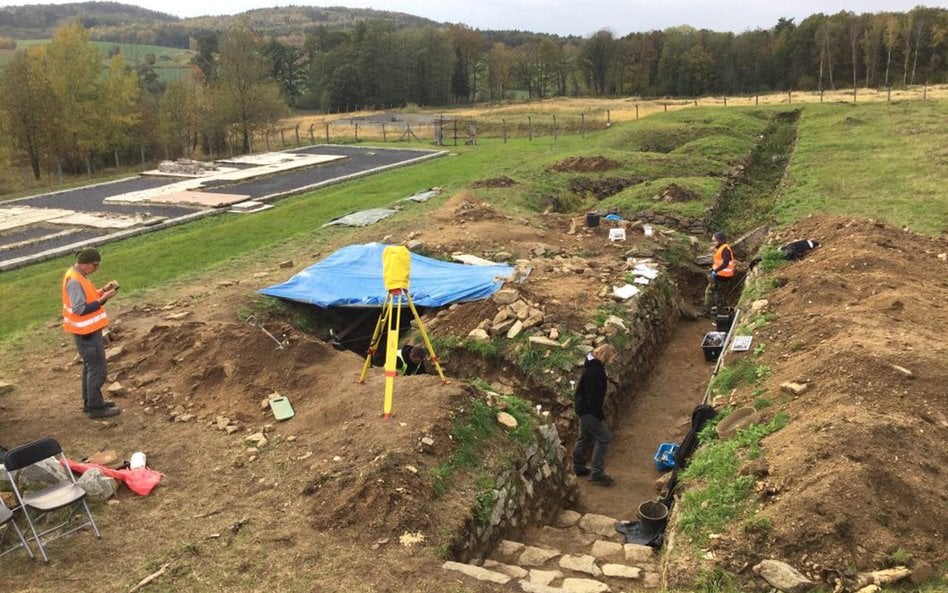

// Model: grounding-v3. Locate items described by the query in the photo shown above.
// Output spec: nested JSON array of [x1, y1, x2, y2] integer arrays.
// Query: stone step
[[442, 510, 663, 590]]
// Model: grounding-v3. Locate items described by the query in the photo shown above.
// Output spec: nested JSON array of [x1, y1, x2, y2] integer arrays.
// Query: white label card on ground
[[731, 335, 753, 351]]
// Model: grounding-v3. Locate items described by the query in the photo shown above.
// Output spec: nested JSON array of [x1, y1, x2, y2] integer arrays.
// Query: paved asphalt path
[[1, 146, 442, 267]]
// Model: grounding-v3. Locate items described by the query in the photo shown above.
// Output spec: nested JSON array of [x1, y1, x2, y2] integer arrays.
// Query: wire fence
[[249, 84, 945, 151]]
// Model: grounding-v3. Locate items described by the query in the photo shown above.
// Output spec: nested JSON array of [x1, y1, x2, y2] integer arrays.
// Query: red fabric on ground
[[65, 459, 163, 496]]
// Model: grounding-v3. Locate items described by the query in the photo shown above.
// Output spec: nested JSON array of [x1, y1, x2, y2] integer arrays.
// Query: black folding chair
[[0, 502, 33, 559], [2, 438, 101, 562]]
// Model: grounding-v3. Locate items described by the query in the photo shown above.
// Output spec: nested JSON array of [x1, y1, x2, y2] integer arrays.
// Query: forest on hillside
[[0, 6, 945, 188]]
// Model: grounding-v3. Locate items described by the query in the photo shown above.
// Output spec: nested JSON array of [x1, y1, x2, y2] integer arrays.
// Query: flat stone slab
[[143, 190, 252, 207], [556, 510, 583, 527], [579, 513, 621, 538], [0, 206, 74, 232], [562, 577, 610, 593], [602, 564, 642, 579], [483, 559, 528, 579], [519, 545, 562, 566], [442, 561, 511, 584], [559, 554, 602, 577], [529, 569, 563, 586], [589, 540, 624, 560], [623, 543, 655, 564]]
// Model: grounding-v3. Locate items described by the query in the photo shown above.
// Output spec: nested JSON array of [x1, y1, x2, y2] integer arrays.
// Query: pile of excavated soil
[[652, 183, 699, 202], [471, 175, 517, 188], [683, 216, 947, 588], [569, 176, 643, 200], [548, 155, 621, 172]]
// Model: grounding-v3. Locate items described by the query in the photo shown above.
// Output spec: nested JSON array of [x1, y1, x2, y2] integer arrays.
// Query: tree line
[[0, 7, 945, 182]]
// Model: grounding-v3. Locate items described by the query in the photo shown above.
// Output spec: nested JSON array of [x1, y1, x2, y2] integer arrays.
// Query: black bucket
[[637, 500, 669, 539], [585, 212, 600, 227], [715, 311, 734, 333]]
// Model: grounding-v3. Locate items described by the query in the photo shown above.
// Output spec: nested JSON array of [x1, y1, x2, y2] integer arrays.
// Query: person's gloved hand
[[711, 270, 717, 280]]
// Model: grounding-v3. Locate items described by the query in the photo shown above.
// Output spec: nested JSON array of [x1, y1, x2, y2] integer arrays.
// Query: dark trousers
[[703, 275, 733, 313], [74, 331, 107, 409], [572, 414, 611, 477]]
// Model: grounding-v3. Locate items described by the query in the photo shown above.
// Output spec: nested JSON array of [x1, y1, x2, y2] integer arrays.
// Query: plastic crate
[[702, 331, 727, 362]]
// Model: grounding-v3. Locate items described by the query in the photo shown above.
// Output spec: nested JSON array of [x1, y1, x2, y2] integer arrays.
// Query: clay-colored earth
[[1, 192, 945, 592]]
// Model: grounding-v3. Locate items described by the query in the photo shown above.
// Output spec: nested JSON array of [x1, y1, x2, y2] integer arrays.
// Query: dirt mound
[[651, 183, 699, 202], [471, 175, 517, 188], [433, 191, 505, 223], [548, 155, 621, 172], [109, 316, 472, 538], [568, 176, 643, 200], [707, 216, 948, 581]]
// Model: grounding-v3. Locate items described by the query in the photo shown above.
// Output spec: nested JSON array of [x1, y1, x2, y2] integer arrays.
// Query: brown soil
[[569, 176, 644, 200], [471, 175, 517, 188], [670, 216, 948, 588], [2, 204, 946, 592], [548, 155, 621, 172], [653, 183, 699, 202]]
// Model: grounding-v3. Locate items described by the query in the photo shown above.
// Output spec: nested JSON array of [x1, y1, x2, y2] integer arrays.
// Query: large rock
[[16, 458, 70, 486], [753, 559, 816, 593], [483, 559, 528, 579], [442, 561, 511, 584], [623, 543, 654, 564], [0, 382, 14, 395], [561, 577, 610, 593], [76, 469, 118, 501], [493, 288, 520, 305], [519, 545, 561, 566], [468, 328, 491, 342], [589, 540, 623, 561], [529, 569, 563, 586], [578, 513, 621, 538], [602, 564, 641, 579], [559, 554, 602, 577]]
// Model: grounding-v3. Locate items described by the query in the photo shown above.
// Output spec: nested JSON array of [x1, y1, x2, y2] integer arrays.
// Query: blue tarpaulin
[[259, 243, 514, 308]]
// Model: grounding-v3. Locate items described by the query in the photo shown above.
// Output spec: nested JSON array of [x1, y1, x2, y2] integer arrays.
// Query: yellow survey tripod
[[357, 246, 447, 418]]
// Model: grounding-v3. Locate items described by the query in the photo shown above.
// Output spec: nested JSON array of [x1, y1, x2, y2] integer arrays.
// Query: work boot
[[86, 406, 121, 419], [574, 466, 591, 477], [83, 400, 116, 411], [589, 473, 616, 487]]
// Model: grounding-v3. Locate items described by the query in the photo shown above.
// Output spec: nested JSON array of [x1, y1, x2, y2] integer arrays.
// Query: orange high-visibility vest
[[62, 267, 109, 335], [712, 244, 736, 278]]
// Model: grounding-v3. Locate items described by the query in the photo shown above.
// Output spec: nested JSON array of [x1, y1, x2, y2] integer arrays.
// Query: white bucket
[[643, 224, 654, 237]]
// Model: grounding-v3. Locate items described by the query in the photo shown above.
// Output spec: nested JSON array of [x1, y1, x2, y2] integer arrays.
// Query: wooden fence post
[[502, 119, 507, 143], [788, 90, 792, 104], [755, 95, 759, 106], [887, 86, 892, 102], [325, 123, 330, 144], [280, 128, 286, 147], [382, 123, 387, 142], [295, 124, 300, 146], [635, 104, 639, 119], [820, 89, 824, 103], [723, 96, 727, 107], [663, 103, 667, 112], [553, 114, 557, 140], [607, 109, 611, 124], [694, 99, 697, 107], [355, 123, 359, 143], [528, 116, 533, 141]]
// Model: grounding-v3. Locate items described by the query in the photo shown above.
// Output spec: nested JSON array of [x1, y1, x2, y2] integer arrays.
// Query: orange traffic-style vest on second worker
[[62, 267, 109, 335], [712, 244, 736, 278]]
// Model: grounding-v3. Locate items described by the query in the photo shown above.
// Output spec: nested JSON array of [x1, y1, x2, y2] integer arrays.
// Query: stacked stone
[[443, 509, 662, 592]]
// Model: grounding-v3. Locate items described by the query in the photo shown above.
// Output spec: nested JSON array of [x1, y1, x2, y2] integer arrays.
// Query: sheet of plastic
[[65, 459, 163, 496], [259, 243, 513, 308]]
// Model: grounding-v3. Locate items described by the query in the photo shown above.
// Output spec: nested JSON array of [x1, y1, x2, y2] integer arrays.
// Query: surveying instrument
[[358, 245, 448, 418]]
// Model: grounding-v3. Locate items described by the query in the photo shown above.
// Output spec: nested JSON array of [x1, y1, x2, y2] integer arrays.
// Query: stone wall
[[448, 419, 577, 562], [448, 273, 680, 563]]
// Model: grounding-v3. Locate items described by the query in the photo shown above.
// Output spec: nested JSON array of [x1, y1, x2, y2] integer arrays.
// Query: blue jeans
[[572, 414, 611, 477]]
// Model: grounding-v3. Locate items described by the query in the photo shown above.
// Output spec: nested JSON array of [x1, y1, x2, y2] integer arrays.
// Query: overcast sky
[[5, 1, 947, 36]]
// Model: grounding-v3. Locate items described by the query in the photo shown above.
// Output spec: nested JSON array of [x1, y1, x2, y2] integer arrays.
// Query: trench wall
[[448, 272, 680, 562]]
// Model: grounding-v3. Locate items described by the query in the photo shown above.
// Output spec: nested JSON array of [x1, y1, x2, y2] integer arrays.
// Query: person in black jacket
[[572, 344, 617, 486]]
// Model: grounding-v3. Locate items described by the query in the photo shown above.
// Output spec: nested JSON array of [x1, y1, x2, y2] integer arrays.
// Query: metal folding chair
[[0, 503, 33, 559], [2, 437, 101, 562]]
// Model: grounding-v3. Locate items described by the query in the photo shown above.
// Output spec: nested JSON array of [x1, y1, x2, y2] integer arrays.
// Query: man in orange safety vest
[[62, 248, 121, 419], [703, 232, 736, 316]]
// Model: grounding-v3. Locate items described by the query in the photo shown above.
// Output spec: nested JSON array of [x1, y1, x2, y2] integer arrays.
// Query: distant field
[[0, 39, 193, 80]]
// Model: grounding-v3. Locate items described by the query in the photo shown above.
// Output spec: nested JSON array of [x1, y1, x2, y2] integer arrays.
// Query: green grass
[[774, 100, 948, 235], [677, 412, 789, 545], [710, 358, 772, 394]]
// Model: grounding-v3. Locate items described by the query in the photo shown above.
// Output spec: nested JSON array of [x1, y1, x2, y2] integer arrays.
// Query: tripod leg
[[405, 293, 449, 384], [359, 294, 390, 384], [382, 291, 402, 418]]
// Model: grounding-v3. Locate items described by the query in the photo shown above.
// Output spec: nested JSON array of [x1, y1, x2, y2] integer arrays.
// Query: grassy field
[[774, 100, 948, 235], [0, 39, 193, 79], [1, 98, 945, 347]]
